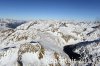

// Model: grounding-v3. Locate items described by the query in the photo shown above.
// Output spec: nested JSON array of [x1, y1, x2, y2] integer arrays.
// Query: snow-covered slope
[[0, 19, 100, 66], [0, 18, 26, 30]]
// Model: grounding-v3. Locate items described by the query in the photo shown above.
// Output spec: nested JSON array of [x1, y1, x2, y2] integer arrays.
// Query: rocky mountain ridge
[[0, 19, 100, 66]]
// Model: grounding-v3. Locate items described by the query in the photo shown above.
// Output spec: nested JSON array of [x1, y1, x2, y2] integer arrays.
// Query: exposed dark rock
[[7, 22, 26, 29], [92, 24, 100, 29], [17, 60, 23, 66], [87, 30, 96, 36], [1, 46, 16, 51], [63, 45, 81, 60], [30, 41, 38, 43], [63, 38, 100, 61]]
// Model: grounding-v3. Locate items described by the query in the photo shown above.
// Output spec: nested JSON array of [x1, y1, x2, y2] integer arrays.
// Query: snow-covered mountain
[[0, 19, 100, 66], [0, 18, 26, 29]]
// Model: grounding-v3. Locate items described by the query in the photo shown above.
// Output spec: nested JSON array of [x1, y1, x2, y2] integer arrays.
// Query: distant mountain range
[[0, 19, 100, 66]]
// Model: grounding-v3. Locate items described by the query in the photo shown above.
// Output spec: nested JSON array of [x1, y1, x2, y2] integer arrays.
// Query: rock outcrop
[[0, 19, 100, 66]]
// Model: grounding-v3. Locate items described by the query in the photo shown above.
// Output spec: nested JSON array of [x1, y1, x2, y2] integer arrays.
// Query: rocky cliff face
[[0, 19, 100, 66]]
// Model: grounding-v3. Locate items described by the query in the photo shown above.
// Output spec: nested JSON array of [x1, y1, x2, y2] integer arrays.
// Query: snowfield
[[0, 19, 100, 66]]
